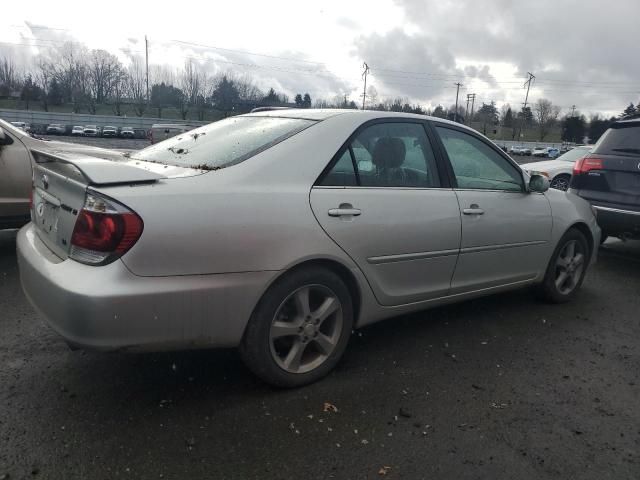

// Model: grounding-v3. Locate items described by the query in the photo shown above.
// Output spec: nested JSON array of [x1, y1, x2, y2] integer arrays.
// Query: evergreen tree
[[622, 103, 636, 118], [294, 94, 303, 107], [302, 93, 312, 108]]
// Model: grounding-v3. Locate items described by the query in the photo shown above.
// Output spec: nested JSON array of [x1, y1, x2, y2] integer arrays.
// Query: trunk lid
[[29, 149, 195, 259]]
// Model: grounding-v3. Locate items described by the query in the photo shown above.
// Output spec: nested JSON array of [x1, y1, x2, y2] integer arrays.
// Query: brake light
[[573, 157, 603, 175], [70, 192, 143, 265]]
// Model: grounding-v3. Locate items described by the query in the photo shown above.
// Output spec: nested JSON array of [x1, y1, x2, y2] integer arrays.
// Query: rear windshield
[[556, 147, 591, 163], [593, 123, 640, 156], [132, 116, 316, 169]]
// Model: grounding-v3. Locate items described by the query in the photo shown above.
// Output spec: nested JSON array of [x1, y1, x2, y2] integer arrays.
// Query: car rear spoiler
[[31, 149, 166, 186]]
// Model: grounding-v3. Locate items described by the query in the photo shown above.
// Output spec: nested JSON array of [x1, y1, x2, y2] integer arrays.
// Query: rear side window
[[319, 122, 440, 188], [593, 123, 640, 156], [132, 116, 315, 169]]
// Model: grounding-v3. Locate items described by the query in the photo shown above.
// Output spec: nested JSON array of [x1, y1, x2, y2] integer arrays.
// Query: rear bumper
[[17, 224, 277, 351], [593, 205, 640, 237]]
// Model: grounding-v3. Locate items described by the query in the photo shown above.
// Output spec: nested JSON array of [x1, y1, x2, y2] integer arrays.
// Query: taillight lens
[[70, 192, 143, 265], [573, 157, 603, 175]]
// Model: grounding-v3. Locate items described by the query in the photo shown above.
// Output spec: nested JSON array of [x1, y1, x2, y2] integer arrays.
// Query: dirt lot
[[1, 229, 639, 480]]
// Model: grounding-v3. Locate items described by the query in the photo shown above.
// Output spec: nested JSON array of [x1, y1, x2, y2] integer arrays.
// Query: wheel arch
[[567, 221, 595, 259], [251, 257, 363, 329]]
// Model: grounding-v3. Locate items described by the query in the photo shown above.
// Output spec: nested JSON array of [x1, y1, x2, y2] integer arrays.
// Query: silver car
[[17, 110, 600, 387]]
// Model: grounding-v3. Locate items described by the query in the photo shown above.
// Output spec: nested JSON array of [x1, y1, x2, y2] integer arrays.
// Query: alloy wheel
[[554, 240, 585, 295], [269, 285, 343, 374]]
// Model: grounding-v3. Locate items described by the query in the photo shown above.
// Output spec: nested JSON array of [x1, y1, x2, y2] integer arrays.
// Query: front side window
[[436, 127, 523, 191], [320, 122, 440, 188], [131, 116, 315, 169]]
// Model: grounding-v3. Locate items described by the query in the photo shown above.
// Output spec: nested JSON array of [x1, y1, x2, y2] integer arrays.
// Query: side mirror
[[529, 173, 550, 193]]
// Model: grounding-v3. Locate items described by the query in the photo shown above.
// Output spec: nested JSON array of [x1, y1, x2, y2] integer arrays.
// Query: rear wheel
[[239, 267, 353, 387], [538, 229, 590, 303], [550, 174, 571, 191]]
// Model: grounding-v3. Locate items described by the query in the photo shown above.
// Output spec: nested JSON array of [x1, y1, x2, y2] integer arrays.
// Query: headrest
[[372, 137, 406, 169]]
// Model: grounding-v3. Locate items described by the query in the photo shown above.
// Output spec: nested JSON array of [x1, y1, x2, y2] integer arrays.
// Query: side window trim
[[348, 146, 361, 186], [431, 123, 526, 192]]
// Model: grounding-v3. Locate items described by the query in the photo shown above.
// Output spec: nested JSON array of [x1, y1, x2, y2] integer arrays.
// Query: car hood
[[520, 159, 572, 172]]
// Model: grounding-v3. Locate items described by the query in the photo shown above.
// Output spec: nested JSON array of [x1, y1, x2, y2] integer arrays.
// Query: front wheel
[[239, 267, 353, 387], [550, 174, 571, 191], [538, 229, 590, 303]]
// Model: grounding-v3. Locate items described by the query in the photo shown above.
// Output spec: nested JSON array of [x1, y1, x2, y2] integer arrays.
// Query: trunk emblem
[[42, 174, 49, 190]]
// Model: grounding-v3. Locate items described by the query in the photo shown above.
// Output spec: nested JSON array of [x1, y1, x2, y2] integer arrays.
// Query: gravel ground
[[1, 228, 639, 480]]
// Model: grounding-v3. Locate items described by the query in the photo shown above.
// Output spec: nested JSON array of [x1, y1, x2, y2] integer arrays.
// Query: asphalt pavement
[[1, 228, 639, 480]]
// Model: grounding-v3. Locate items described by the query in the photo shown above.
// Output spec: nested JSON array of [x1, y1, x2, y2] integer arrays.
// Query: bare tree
[[0, 56, 20, 95], [534, 98, 561, 141], [47, 42, 90, 113], [366, 85, 378, 106], [88, 49, 123, 105], [108, 65, 128, 116], [34, 59, 52, 111], [179, 60, 203, 120], [127, 57, 147, 116]]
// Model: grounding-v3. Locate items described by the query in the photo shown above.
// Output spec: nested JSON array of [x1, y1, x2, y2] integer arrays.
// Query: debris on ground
[[323, 402, 338, 413], [398, 407, 412, 418], [490, 402, 509, 409], [378, 466, 392, 475]]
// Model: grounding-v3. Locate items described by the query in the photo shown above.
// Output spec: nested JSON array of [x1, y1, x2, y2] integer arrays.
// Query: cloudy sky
[[1, 0, 638, 116]]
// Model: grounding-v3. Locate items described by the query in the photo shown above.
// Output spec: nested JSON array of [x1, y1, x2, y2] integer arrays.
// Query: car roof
[[243, 108, 479, 131]]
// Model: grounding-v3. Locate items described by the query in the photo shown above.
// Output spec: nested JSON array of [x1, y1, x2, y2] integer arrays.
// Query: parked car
[[10, 121, 29, 132], [120, 126, 135, 138], [0, 118, 129, 230], [17, 110, 600, 387], [102, 126, 118, 137], [570, 117, 640, 241], [149, 123, 198, 144], [46, 124, 66, 135], [521, 145, 593, 191], [71, 126, 85, 136], [532, 147, 548, 157], [83, 125, 99, 137], [510, 146, 532, 156]]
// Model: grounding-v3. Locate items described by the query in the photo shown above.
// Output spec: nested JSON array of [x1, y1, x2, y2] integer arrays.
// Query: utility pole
[[145, 35, 150, 104], [571, 105, 576, 117], [469, 93, 476, 121], [517, 72, 535, 140], [361, 62, 370, 110], [465, 94, 472, 124], [454, 82, 463, 123]]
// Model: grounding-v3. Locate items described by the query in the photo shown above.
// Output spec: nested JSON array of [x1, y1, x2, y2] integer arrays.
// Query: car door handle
[[463, 204, 484, 215], [328, 207, 361, 217]]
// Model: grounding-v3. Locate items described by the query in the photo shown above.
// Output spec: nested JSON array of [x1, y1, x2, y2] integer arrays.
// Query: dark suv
[[570, 117, 640, 240]]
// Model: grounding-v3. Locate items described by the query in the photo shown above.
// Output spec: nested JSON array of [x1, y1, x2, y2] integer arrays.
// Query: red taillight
[[70, 193, 143, 265], [573, 157, 603, 175]]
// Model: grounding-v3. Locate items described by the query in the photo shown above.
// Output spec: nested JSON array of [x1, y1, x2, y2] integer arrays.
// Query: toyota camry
[[18, 109, 600, 387]]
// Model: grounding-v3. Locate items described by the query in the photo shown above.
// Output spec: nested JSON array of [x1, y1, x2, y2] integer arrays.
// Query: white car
[[521, 145, 592, 191], [71, 126, 85, 136], [83, 125, 98, 137]]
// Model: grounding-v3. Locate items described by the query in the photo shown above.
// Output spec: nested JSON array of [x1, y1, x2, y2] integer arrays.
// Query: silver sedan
[[17, 110, 600, 387]]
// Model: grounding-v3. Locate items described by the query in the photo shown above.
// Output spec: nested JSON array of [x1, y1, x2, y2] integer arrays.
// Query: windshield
[[131, 116, 315, 169], [593, 123, 640, 156], [556, 147, 592, 163]]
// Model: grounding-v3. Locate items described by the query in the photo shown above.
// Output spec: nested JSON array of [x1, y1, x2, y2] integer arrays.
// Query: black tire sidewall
[[540, 229, 590, 303], [239, 267, 354, 388]]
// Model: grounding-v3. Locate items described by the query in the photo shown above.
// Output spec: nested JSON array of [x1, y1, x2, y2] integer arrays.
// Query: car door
[[433, 124, 552, 294], [0, 127, 32, 224], [310, 120, 461, 306]]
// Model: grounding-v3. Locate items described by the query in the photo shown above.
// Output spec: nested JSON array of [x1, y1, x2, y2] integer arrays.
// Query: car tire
[[550, 174, 571, 191], [537, 228, 590, 303], [239, 266, 354, 388]]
